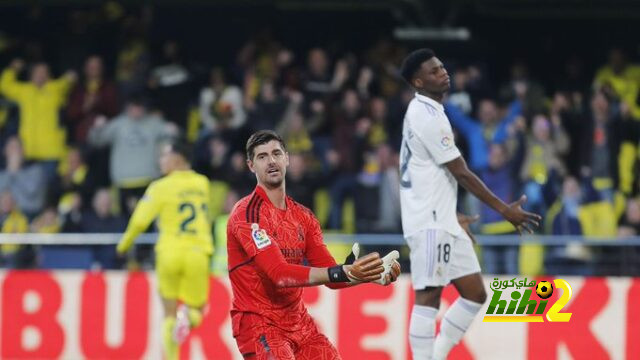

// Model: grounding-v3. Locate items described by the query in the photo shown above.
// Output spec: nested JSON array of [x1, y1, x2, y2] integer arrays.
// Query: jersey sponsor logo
[[251, 223, 271, 249]]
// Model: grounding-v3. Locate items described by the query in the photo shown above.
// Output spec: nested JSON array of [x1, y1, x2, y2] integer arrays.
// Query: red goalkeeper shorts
[[232, 311, 341, 360]]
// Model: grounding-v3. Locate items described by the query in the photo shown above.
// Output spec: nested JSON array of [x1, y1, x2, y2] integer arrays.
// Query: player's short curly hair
[[167, 140, 192, 162], [400, 48, 435, 85], [246, 130, 287, 160]]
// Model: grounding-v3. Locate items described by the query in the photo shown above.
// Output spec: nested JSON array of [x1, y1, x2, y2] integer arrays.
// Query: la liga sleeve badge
[[251, 223, 272, 249]]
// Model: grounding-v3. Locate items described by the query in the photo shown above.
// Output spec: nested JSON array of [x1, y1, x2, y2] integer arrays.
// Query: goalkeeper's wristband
[[328, 265, 350, 283]]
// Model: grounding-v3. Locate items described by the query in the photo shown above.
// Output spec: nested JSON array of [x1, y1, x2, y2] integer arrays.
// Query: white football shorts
[[405, 228, 481, 289]]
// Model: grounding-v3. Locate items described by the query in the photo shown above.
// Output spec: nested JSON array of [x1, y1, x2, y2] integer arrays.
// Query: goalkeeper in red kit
[[227, 130, 401, 359]]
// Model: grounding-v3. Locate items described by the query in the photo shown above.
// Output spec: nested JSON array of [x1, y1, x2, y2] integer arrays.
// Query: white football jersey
[[399, 93, 464, 237]]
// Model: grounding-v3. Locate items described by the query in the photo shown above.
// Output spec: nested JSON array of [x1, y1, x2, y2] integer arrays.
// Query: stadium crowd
[[0, 5, 639, 276]]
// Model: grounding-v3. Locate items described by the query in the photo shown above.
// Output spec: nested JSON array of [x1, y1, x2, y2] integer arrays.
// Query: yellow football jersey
[[119, 170, 214, 255]]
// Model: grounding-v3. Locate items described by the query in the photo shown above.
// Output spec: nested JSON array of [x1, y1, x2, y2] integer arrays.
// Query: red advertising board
[[0, 272, 637, 359]]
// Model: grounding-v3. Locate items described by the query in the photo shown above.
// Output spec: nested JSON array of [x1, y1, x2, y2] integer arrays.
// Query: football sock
[[433, 298, 482, 360], [188, 308, 203, 328], [409, 304, 438, 359], [162, 316, 179, 360]]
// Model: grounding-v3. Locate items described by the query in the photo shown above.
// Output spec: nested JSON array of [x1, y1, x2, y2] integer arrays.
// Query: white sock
[[409, 305, 438, 360], [433, 298, 482, 360]]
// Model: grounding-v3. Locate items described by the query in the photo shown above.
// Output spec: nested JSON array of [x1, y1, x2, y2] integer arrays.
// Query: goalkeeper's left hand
[[375, 250, 400, 286], [344, 243, 401, 286]]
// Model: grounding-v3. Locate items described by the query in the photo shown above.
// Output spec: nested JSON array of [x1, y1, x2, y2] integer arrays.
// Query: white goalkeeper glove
[[375, 250, 400, 285]]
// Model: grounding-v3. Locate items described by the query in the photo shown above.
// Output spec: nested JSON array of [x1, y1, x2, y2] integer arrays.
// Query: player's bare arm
[[445, 156, 541, 234]]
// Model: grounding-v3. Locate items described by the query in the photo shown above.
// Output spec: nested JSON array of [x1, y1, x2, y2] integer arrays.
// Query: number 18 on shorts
[[406, 228, 481, 289]]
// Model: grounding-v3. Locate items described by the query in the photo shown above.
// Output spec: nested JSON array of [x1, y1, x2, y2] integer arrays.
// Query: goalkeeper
[[227, 130, 401, 360], [117, 141, 212, 360]]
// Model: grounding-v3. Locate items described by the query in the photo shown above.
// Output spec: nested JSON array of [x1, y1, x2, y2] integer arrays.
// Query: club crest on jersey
[[251, 223, 271, 249]]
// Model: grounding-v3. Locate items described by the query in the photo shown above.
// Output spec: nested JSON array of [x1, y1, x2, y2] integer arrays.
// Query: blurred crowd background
[[0, 1, 639, 276]]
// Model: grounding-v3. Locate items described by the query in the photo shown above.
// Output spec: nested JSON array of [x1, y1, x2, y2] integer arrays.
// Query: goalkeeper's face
[[248, 140, 289, 189]]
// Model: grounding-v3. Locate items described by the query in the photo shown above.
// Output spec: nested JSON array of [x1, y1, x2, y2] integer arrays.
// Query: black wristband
[[328, 265, 350, 283]]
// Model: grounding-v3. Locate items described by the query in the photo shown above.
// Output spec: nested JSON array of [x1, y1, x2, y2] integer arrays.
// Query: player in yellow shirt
[[117, 141, 213, 360]]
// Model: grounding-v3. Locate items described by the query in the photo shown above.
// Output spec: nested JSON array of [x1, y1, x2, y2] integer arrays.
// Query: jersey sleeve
[[117, 183, 162, 253], [416, 115, 461, 165], [230, 208, 276, 259]]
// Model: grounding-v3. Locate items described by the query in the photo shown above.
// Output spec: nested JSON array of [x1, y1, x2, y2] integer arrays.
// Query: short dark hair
[[246, 130, 287, 160], [167, 140, 191, 162], [400, 48, 436, 84]]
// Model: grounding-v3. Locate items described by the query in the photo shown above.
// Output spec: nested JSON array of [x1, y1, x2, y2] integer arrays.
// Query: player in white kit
[[399, 49, 541, 360]]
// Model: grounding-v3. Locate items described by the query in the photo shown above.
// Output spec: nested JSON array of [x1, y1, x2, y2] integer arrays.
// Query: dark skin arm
[[445, 156, 541, 234]]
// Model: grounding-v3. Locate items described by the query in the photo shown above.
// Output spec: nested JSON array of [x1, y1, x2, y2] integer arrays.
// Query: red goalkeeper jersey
[[227, 185, 341, 331]]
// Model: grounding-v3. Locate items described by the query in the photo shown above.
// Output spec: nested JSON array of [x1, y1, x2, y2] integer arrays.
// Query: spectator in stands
[[0, 191, 29, 268], [82, 188, 126, 269], [66, 56, 119, 190], [193, 134, 230, 180], [579, 91, 624, 202], [373, 144, 401, 233], [544, 176, 593, 275], [286, 153, 322, 210], [0, 137, 47, 218], [613, 101, 640, 197], [60, 193, 83, 233], [618, 197, 640, 236], [519, 114, 570, 215], [115, 27, 150, 101], [277, 106, 313, 154], [224, 151, 254, 197], [303, 48, 347, 101], [0, 59, 76, 179], [499, 61, 547, 116], [81, 188, 127, 233], [55, 146, 92, 212], [593, 48, 640, 119], [30, 207, 61, 233], [66, 55, 120, 143], [546, 176, 583, 235], [246, 80, 287, 132], [549, 91, 585, 176], [447, 67, 473, 115], [88, 95, 176, 216], [199, 67, 246, 135], [354, 150, 381, 232], [366, 97, 390, 148], [479, 143, 518, 274], [148, 40, 192, 128], [328, 89, 368, 229], [618, 197, 640, 275], [444, 98, 522, 172]]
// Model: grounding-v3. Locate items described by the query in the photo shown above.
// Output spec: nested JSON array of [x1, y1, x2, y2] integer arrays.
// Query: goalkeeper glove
[[374, 250, 401, 285], [342, 243, 401, 285]]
